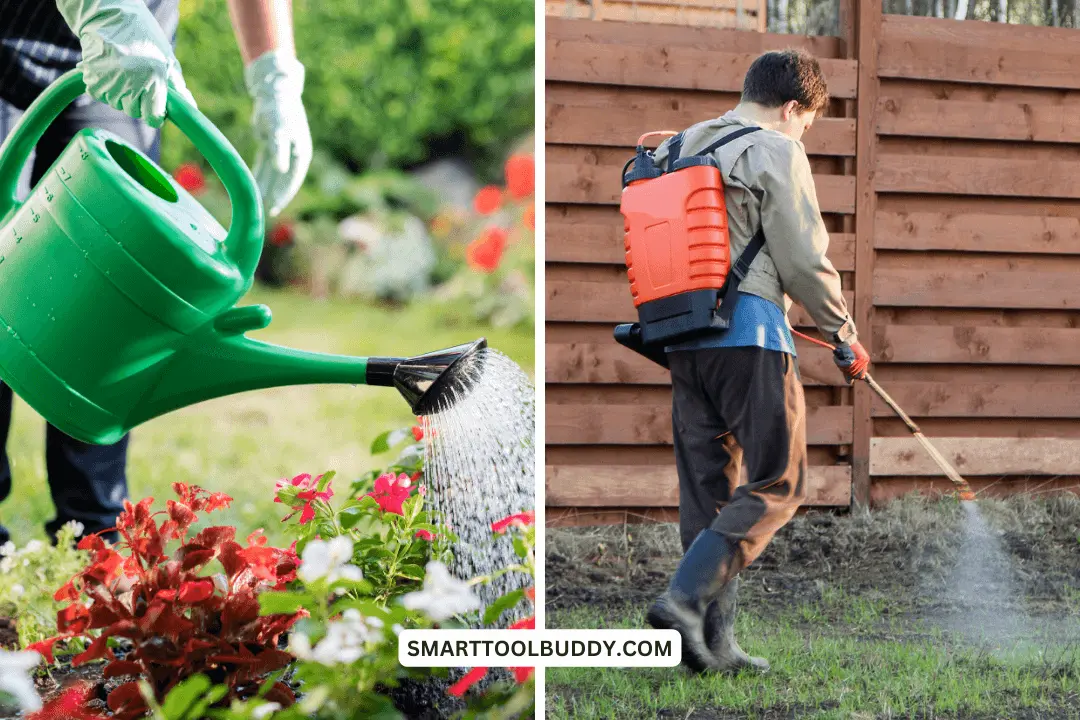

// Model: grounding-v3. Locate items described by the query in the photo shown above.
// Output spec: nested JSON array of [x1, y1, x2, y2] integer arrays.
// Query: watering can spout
[[126, 311, 488, 430], [368, 338, 488, 415]]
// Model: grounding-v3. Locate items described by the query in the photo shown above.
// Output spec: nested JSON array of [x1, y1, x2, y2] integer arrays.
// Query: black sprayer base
[[614, 323, 670, 369], [366, 338, 488, 415]]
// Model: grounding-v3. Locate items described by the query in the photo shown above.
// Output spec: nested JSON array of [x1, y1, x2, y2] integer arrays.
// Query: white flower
[[297, 536, 363, 585], [0, 543, 14, 558], [9, 585, 23, 598], [65, 521, 85, 538], [0, 558, 12, 574], [21, 540, 42, 555], [252, 701, 282, 719], [392, 623, 404, 635], [289, 610, 381, 666], [402, 562, 481, 621], [0, 650, 43, 711]]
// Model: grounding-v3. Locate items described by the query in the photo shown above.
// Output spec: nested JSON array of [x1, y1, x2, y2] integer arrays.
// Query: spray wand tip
[[959, 490, 976, 502]]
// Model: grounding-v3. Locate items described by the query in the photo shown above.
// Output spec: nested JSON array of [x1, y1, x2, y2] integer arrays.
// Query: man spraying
[[641, 49, 870, 673], [0, 0, 311, 544]]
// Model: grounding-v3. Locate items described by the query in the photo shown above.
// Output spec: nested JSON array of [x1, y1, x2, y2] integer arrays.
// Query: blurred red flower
[[504, 154, 534, 199], [492, 510, 535, 534], [522, 205, 535, 231], [173, 163, 205, 195], [466, 227, 509, 273], [268, 222, 295, 247], [415, 529, 434, 541], [473, 185, 503, 215]]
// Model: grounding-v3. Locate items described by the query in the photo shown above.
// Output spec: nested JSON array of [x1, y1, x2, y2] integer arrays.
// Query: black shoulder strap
[[694, 125, 761, 158], [714, 229, 766, 328], [667, 132, 685, 165]]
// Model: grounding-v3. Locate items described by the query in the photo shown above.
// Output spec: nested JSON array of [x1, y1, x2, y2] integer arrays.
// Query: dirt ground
[[546, 494, 1080, 719], [547, 494, 1080, 621]]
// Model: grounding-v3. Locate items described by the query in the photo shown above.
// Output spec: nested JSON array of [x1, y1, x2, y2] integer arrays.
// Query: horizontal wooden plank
[[881, 14, 1080, 56], [879, 16, 1080, 90], [548, 101, 856, 156], [546, 464, 851, 507], [876, 97, 1080, 144], [548, 148, 856, 212], [874, 269, 1080, 310], [546, 277, 852, 329], [869, 383, 1080, 418], [546, 207, 855, 270], [876, 155, 1080, 200], [546, 17, 843, 56], [875, 211, 1080, 255], [546, 507, 681, 527], [547, 403, 853, 445], [870, 437, 1080, 477], [546, 340, 847, 386], [869, 477, 1080, 506], [546, 36, 858, 98], [874, 325, 1080, 366], [546, 1, 762, 31]]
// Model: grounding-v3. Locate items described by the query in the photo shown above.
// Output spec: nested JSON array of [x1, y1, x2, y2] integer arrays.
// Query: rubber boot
[[646, 529, 734, 672], [704, 575, 770, 673]]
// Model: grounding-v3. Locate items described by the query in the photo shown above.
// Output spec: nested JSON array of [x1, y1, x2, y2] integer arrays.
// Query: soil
[[546, 495, 1080, 719], [547, 495, 1080, 621], [0, 618, 18, 651]]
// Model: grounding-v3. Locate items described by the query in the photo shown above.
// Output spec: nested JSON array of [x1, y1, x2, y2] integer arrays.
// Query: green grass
[[547, 602, 1080, 719], [0, 286, 533, 546]]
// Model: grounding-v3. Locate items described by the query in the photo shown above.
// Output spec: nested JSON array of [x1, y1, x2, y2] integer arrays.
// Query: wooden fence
[[545, 6, 1080, 524], [545, 0, 766, 31]]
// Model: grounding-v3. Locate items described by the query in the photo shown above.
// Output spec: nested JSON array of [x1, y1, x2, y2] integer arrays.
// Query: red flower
[[268, 222, 296, 248], [448, 666, 489, 697], [275, 473, 333, 525], [365, 472, 412, 515], [411, 425, 424, 442], [466, 227, 509, 273], [492, 511, 535, 534], [473, 185, 502, 215], [173, 163, 205, 194], [26, 681, 102, 720], [414, 529, 434, 541], [522, 205, 535, 231], [504, 154, 534, 199]]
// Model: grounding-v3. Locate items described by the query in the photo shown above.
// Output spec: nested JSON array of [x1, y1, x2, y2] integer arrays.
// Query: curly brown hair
[[741, 48, 829, 115]]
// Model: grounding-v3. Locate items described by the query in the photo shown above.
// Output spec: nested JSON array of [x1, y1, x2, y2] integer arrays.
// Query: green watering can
[[0, 70, 485, 445]]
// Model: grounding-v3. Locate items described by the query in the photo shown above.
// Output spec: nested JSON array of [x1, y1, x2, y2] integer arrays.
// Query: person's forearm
[[226, 0, 295, 64]]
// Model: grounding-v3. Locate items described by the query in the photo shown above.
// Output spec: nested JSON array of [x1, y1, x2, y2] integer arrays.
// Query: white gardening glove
[[244, 50, 313, 218], [55, 0, 197, 127]]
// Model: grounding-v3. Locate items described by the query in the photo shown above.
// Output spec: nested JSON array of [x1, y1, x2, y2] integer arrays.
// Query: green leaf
[[397, 563, 426, 581], [512, 536, 529, 560], [316, 470, 336, 492], [259, 591, 315, 616], [483, 588, 524, 626], [339, 506, 368, 530], [372, 428, 410, 455], [160, 674, 213, 718]]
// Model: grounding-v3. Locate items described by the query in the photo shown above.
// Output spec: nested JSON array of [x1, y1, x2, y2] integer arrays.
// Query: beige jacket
[[650, 111, 858, 346]]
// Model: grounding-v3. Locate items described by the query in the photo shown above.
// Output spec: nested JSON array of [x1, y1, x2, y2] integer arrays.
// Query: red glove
[[833, 341, 870, 383]]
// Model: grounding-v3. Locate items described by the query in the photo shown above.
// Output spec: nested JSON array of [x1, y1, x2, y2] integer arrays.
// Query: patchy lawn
[[0, 286, 534, 546], [546, 495, 1080, 719]]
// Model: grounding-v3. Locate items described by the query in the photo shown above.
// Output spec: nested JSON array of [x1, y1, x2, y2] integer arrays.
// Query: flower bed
[[0, 428, 534, 719]]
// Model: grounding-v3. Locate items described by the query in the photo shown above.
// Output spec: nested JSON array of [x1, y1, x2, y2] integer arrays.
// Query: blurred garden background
[[0, 0, 535, 546]]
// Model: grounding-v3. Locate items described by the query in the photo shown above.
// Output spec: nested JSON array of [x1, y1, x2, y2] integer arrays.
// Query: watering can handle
[[0, 70, 263, 281]]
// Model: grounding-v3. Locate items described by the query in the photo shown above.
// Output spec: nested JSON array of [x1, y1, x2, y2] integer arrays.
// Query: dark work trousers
[[669, 346, 808, 580], [0, 98, 161, 544]]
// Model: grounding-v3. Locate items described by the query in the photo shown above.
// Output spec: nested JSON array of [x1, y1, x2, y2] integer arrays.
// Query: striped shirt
[[0, 0, 179, 110]]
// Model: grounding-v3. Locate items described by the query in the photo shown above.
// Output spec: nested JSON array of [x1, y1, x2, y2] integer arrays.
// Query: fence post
[[851, 0, 882, 509]]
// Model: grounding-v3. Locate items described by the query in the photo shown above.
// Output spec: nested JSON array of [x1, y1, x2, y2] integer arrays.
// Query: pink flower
[[492, 511, 535, 534], [174, 163, 205, 194], [275, 473, 333, 525], [448, 666, 488, 697], [415, 529, 434, 541], [411, 425, 424, 442], [365, 472, 412, 516]]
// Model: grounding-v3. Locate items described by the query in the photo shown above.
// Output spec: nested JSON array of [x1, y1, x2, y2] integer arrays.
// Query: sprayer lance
[[366, 338, 487, 416]]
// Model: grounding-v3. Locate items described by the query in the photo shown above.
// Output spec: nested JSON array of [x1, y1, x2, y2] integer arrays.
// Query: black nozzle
[[614, 323, 669, 369], [367, 338, 488, 416]]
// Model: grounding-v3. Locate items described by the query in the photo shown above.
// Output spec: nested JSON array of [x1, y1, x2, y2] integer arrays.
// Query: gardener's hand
[[833, 340, 870, 383], [245, 50, 313, 218], [56, 0, 198, 127]]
